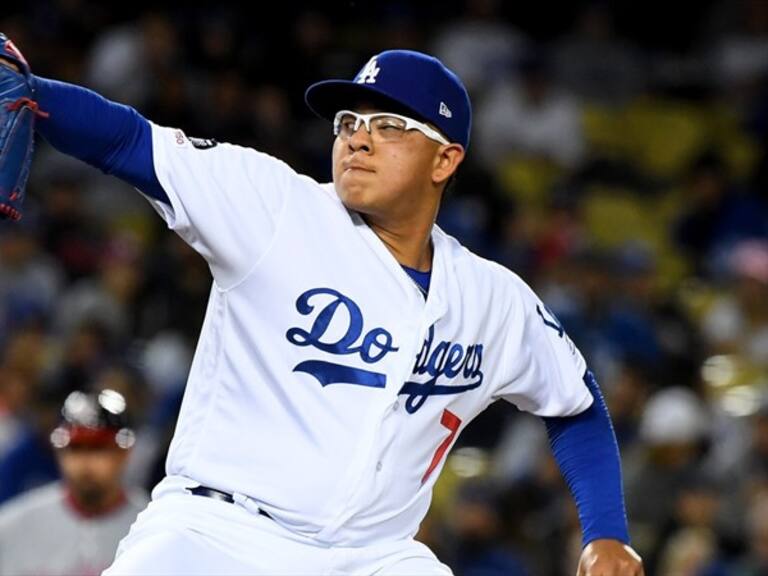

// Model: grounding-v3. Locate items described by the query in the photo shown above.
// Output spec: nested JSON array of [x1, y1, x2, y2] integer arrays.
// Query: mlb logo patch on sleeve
[[189, 137, 218, 150]]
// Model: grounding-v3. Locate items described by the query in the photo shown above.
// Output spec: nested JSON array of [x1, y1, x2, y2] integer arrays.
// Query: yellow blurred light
[[720, 386, 761, 417], [701, 355, 737, 388], [448, 447, 488, 479]]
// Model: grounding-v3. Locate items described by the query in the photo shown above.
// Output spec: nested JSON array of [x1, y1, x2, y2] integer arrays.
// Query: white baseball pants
[[103, 476, 453, 576]]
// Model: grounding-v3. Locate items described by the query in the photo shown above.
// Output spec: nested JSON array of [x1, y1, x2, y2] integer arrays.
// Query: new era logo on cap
[[439, 102, 452, 118]]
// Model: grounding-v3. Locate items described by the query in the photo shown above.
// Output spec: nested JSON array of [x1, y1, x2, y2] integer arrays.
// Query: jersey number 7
[[421, 409, 462, 484]]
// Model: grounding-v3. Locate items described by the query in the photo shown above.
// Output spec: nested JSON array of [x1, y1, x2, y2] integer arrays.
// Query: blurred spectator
[[0, 322, 49, 393], [446, 479, 530, 576], [531, 189, 588, 273], [700, 240, 768, 365], [198, 69, 254, 143], [600, 360, 653, 449], [0, 368, 33, 456], [493, 197, 538, 277], [476, 49, 585, 171], [0, 217, 62, 342], [55, 231, 146, 342], [711, 401, 768, 550], [0, 388, 148, 576], [492, 418, 579, 574], [658, 474, 725, 569], [536, 243, 675, 377], [656, 527, 720, 576], [50, 320, 116, 394], [0, 361, 145, 505], [726, 492, 768, 575], [190, 7, 242, 71], [140, 70, 199, 138], [246, 83, 302, 166], [601, 242, 663, 365], [430, 0, 527, 94], [36, 175, 103, 282], [624, 386, 712, 570], [744, 403, 768, 484], [552, 2, 646, 106], [123, 331, 190, 492], [137, 233, 210, 341], [709, 0, 768, 93], [674, 151, 768, 278], [438, 166, 507, 259], [0, 382, 66, 504], [85, 11, 179, 107]]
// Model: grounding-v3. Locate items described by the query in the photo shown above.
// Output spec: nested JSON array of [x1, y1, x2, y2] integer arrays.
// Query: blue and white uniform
[[144, 124, 593, 545], [31, 51, 630, 575]]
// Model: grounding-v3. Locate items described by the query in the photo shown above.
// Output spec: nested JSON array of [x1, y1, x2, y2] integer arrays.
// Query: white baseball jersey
[[143, 123, 592, 546]]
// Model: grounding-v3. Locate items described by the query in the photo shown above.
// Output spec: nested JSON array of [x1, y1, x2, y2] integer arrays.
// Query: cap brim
[[305, 80, 426, 123]]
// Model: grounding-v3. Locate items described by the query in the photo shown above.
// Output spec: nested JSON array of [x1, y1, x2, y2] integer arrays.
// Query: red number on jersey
[[421, 409, 462, 484]]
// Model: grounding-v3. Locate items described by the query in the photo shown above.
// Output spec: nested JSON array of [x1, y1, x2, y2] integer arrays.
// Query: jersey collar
[[352, 211, 448, 324]]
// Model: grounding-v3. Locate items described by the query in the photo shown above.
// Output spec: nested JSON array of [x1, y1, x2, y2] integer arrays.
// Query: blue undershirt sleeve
[[33, 76, 169, 204], [542, 370, 630, 547]]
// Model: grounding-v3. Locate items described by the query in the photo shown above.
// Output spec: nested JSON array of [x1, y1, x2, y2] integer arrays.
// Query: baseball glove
[[0, 33, 46, 221]]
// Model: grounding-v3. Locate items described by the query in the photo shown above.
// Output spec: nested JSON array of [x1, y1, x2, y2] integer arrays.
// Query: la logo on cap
[[356, 56, 380, 84]]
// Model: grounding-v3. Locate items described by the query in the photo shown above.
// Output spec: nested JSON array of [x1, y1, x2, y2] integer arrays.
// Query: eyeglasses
[[333, 110, 450, 145]]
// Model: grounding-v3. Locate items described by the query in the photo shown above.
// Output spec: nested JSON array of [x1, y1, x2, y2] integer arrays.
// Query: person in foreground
[[0, 33, 643, 575], [0, 388, 147, 575]]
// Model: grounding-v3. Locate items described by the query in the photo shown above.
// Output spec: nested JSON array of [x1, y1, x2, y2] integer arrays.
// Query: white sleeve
[[493, 278, 593, 417], [144, 123, 295, 288]]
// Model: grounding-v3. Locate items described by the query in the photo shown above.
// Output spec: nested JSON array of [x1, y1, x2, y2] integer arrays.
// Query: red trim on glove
[[0, 204, 21, 221], [6, 97, 48, 118]]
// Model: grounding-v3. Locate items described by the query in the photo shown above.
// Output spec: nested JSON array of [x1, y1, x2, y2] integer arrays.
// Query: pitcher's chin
[[336, 183, 378, 213]]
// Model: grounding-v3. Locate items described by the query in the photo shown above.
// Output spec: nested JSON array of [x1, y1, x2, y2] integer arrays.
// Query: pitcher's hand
[[577, 539, 644, 576]]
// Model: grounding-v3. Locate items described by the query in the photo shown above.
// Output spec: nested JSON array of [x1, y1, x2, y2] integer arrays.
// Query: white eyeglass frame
[[333, 110, 450, 145]]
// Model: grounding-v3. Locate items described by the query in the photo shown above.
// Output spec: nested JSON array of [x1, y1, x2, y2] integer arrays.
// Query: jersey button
[[376, 461, 383, 472], [392, 401, 400, 411]]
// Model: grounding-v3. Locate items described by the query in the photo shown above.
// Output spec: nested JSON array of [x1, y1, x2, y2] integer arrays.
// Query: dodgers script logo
[[286, 288, 398, 389], [286, 288, 485, 414], [398, 325, 483, 414]]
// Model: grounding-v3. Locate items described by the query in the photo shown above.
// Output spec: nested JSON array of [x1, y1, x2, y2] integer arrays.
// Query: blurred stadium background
[[1, 1, 768, 574]]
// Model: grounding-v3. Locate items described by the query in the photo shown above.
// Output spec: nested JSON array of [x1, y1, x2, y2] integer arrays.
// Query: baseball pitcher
[[0, 33, 642, 576]]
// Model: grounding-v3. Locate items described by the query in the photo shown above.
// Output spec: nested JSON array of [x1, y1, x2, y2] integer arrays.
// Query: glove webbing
[[0, 97, 47, 221]]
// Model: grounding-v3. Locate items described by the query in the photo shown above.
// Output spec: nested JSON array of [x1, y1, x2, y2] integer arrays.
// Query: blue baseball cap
[[305, 50, 472, 149]]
